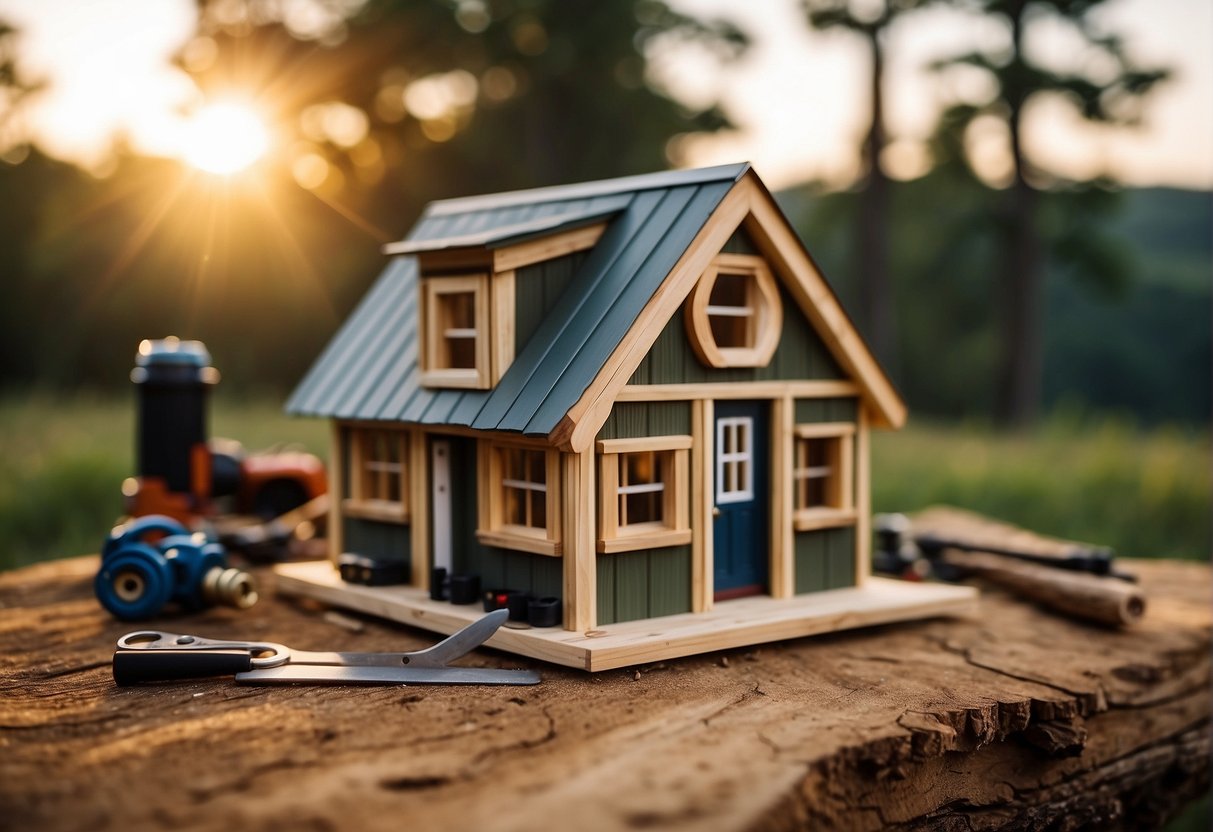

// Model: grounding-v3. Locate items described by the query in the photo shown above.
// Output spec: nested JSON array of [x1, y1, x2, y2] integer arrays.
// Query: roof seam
[[422, 163, 748, 217]]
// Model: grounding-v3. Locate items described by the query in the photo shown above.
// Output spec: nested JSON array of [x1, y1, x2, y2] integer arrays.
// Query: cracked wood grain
[[0, 555, 1208, 832]]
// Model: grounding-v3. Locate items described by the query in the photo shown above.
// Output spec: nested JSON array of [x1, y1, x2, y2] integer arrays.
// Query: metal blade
[[235, 664, 540, 686], [285, 609, 512, 669], [399, 608, 510, 668]]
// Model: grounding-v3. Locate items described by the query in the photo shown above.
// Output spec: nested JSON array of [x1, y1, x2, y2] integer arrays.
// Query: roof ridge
[[422, 162, 750, 218]]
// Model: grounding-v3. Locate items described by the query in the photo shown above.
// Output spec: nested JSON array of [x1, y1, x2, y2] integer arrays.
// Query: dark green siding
[[793, 526, 856, 593], [794, 397, 858, 422], [462, 547, 564, 599], [598, 401, 691, 440], [629, 283, 844, 385], [338, 423, 350, 496], [343, 517, 411, 566], [444, 436, 563, 600], [597, 545, 692, 625], [791, 399, 860, 594], [595, 402, 693, 624], [720, 225, 759, 255], [514, 250, 591, 354]]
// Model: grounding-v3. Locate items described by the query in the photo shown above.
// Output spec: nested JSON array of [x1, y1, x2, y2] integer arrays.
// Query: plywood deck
[[274, 560, 978, 671]]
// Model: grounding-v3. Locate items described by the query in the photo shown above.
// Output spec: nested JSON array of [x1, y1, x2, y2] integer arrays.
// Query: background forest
[[0, 0, 1208, 574]]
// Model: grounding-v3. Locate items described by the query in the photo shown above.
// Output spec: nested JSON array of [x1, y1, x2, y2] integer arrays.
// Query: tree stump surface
[[2, 555, 1208, 832]]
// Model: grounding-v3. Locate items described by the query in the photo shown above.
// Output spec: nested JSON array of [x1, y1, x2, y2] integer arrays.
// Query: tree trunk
[[994, 3, 1043, 427], [857, 29, 895, 372]]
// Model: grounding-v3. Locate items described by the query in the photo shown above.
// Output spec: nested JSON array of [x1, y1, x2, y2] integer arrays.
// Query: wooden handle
[[939, 549, 1146, 627]]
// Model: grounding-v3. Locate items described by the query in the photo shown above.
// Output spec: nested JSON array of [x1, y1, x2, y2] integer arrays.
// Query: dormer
[[383, 199, 623, 390]]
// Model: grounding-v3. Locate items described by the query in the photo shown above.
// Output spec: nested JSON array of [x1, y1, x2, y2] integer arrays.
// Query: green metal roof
[[286, 163, 749, 435]]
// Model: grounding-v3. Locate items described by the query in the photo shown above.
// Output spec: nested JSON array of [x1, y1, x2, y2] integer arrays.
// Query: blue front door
[[713, 400, 769, 600]]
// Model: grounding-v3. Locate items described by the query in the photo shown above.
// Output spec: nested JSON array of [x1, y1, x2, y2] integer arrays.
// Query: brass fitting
[[201, 566, 259, 610]]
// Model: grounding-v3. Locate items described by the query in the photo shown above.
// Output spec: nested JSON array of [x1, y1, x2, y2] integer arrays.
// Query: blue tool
[[95, 515, 258, 620]]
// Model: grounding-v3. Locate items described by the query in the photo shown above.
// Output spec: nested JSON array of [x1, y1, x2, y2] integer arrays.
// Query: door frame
[[430, 438, 453, 573]]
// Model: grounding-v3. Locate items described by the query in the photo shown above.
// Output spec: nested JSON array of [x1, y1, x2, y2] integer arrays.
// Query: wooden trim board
[[617, 381, 860, 402], [275, 560, 977, 672]]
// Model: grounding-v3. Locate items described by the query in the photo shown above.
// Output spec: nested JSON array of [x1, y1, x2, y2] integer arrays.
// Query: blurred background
[[0, 0, 1208, 574]]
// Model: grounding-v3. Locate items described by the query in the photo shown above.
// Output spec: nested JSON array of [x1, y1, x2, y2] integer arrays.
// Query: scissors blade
[[235, 664, 540, 685], [285, 609, 511, 669]]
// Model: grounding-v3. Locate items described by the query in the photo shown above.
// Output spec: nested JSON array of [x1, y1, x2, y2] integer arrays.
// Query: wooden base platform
[[274, 560, 979, 671]]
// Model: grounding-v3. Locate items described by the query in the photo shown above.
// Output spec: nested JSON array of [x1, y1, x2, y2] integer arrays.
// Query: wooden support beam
[[855, 405, 871, 587], [409, 428, 429, 591], [617, 380, 860, 402], [327, 420, 344, 564], [562, 449, 596, 632], [490, 269, 515, 385], [691, 398, 713, 613], [770, 396, 795, 599], [492, 223, 607, 272]]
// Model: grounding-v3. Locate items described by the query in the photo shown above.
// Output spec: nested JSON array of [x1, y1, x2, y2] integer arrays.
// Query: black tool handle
[[112, 649, 253, 686]]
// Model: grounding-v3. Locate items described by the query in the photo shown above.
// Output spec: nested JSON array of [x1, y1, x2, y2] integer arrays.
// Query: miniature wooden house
[[278, 164, 974, 670]]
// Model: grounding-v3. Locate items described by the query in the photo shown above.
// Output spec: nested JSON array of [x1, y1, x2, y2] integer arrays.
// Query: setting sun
[[182, 102, 270, 175]]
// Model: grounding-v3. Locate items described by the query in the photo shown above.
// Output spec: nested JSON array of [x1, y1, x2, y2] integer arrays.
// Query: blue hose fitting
[[95, 515, 258, 620]]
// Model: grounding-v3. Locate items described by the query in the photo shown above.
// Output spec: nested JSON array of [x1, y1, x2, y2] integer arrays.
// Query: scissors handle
[[113, 649, 254, 686], [115, 630, 290, 668]]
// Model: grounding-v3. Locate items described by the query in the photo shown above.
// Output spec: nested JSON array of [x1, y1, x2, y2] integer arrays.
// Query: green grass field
[[0, 395, 1208, 571]]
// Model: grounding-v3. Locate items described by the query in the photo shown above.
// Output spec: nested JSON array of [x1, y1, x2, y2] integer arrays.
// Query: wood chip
[[323, 611, 364, 633]]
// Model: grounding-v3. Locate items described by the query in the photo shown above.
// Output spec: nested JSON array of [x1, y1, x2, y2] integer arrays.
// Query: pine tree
[[928, 0, 1168, 426]]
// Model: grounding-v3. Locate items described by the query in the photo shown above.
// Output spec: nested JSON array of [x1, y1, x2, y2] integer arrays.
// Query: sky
[[0, 0, 1209, 190]]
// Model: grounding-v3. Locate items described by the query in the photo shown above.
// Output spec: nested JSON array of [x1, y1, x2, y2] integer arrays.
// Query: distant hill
[[1044, 187, 1211, 424]]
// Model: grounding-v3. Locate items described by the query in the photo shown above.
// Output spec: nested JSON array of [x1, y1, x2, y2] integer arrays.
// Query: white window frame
[[596, 436, 692, 554], [715, 416, 755, 504]]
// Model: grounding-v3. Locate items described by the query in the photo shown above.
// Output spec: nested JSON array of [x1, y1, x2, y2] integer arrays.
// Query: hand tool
[[933, 548, 1146, 627], [874, 509, 1146, 627], [875, 509, 1134, 581], [112, 608, 540, 686]]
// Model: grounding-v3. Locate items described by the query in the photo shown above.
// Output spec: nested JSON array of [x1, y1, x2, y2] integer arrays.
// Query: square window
[[597, 436, 692, 554], [618, 451, 665, 527], [500, 447, 547, 531], [791, 423, 856, 531], [342, 427, 409, 524], [436, 291, 477, 369], [421, 274, 490, 389], [476, 441, 560, 556], [794, 436, 836, 511]]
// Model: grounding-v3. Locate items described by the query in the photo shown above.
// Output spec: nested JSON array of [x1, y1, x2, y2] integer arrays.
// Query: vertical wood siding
[[720, 225, 760, 255], [793, 526, 856, 592], [445, 436, 563, 600], [597, 545, 693, 625], [794, 397, 858, 422], [595, 401, 694, 623], [598, 401, 692, 439], [342, 517, 411, 566], [513, 250, 591, 355], [791, 396, 860, 592]]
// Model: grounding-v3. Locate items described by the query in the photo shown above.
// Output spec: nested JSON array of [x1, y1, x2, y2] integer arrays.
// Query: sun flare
[[182, 102, 270, 175]]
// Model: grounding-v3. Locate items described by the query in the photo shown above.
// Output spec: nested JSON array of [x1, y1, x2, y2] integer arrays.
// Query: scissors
[[112, 608, 540, 686]]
